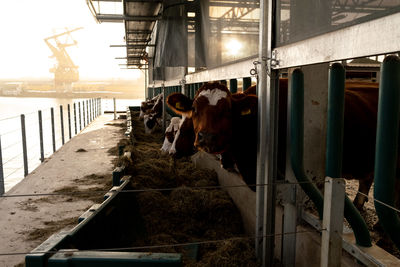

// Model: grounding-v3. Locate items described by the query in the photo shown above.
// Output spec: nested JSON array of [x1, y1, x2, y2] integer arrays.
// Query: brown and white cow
[[161, 117, 182, 153], [169, 115, 196, 158], [167, 82, 258, 189], [141, 94, 164, 134]]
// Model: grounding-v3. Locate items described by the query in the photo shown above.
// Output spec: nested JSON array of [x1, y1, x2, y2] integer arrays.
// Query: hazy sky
[[0, 0, 143, 81]]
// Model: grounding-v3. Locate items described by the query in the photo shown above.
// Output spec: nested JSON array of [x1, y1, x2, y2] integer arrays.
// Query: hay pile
[[121, 111, 259, 266]]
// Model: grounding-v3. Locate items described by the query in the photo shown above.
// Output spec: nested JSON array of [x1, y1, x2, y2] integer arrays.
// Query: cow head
[[169, 116, 196, 158], [167, 82, 234, 154], [143, 94, 163, 133]]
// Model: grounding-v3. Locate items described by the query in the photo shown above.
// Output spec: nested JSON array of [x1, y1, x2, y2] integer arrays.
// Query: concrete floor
[[0, 114, 125, 267]]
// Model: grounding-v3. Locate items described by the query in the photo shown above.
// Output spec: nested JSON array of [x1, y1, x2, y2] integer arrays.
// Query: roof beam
[[126, 30, 152, 34], [96, 14, 160, 22], [125, 0, 161, 2], [110, 44, 155, 47]]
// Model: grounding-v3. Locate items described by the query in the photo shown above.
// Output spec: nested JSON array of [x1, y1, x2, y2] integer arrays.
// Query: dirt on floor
[[345, 179, 400, 258], [0, 115, 126, 267]]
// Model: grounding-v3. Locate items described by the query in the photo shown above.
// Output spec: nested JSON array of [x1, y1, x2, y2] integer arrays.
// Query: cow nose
[[197, 131, 216, 145]]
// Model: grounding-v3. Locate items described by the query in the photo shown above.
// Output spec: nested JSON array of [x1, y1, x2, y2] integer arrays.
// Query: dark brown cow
[[342, 81, 400, 210], [167, 82, 258, 189]]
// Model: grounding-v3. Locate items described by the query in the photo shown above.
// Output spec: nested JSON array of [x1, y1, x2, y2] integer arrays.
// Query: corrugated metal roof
[[123, 1, 161, 68], [87, 0, 161, 69]]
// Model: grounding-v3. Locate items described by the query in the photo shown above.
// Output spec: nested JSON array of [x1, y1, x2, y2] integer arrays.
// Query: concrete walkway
[[0, 114, 125, 267]]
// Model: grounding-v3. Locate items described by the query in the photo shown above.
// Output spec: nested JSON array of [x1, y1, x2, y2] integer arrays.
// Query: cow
[[167, 82, 258, 190], [161, 117, 182, 153], [140, 93, 162, 119], [169, 115, 196, 158], [142, 94, 164, 134], [342, 81, 400, 210]]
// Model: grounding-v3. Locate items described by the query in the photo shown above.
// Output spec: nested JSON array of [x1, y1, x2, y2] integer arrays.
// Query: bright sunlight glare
[[0, 0, 142, 81], [225, 39, 242, 56]]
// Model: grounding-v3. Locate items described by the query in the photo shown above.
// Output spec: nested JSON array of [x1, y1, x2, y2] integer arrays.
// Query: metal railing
[[0, 98, 102, 195]]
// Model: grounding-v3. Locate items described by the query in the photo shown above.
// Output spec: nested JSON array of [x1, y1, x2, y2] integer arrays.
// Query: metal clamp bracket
[[250, 54, 280, 77]]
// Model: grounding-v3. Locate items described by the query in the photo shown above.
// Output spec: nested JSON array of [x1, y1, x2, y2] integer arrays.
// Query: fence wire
[[344, 185, 400, 214], [4, 166, 23, 179], [0, 229, 318, 257]]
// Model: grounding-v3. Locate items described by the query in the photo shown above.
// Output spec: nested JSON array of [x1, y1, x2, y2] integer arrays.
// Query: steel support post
[[0, 135, 4, 195], [256, 0, 276, 266], [20, 114, 28, 177], [51, 108, 56, 152], [38, 111, 44, 162], [321, 177, 345, 267], [281, 69, 297, 267], [60, 106, 65, 145]]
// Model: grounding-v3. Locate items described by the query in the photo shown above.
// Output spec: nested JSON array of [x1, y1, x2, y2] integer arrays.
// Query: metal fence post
[[99, 98, 102, 115], [0, 135, 4, 195], [91, 99, 93, 121], [21, 114, 28, 177], [68, 104, 71, 140], [113, 98, 117, 120], [38, 110, 44, 162], [74, 103, 77, 135], [79, 102, 82, 131], [51, 108, 56, 152], [83, 101, 86, 127], [60, 105, 65, 145], [86, 100, 89, 124], [321, 177, 345, 267], [86, 99, 92, 123]]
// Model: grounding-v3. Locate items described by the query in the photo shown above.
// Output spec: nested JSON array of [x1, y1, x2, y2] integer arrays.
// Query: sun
[[225, 39, 242, 56]]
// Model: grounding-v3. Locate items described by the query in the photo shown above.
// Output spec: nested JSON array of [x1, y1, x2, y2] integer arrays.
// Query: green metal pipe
[[184, 84, 189, 97], [374, 55, 400, 249], [243, 77, 252, 92], [326, 63, 371, 247], [290, 68, 324, 219], [230, 79, 238, 94], [190, 84, 194, 99]]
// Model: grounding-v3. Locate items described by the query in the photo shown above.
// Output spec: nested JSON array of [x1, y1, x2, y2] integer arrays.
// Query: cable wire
[[0, 180, 326, 199], [0, 229, 318, 257], [4, 166, 23, 179]]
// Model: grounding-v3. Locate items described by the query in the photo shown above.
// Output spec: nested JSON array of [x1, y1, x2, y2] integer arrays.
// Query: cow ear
[[233, 95, 258, 117], [167, 93, 193, 115]]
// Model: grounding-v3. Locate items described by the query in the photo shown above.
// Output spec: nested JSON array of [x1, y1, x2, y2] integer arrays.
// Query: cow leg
[[353, 174, 374, 210]]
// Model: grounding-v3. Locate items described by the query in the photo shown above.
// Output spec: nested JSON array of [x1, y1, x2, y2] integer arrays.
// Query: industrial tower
[[44, 27, 83, 92]]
